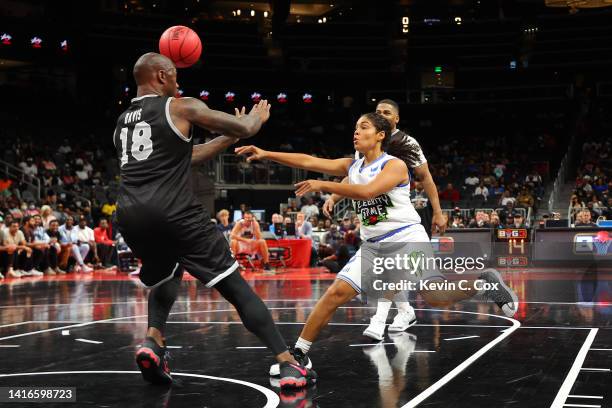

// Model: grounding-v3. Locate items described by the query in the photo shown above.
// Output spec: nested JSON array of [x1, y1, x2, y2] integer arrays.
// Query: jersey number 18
[[118, 121, 153, 167]]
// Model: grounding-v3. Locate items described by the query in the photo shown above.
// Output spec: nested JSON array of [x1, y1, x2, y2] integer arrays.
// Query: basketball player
[[236, 112, 518, 380], [323, 99, 445, 341], [114, 52, 315, 388], [230, 210, 271, 270]]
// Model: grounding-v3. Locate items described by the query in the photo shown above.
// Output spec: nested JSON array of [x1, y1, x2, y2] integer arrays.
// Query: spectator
[[101, 200, 117, 218], [525, 171, 542, 186], [269, 213, 284, 237], [516, 188, 535, 209], [603, 197, 612, 219], [490, 212, 501, 228], [473, 182, 489, 201], [319, 244, 350, 273], [216, 209, 234, 235], [439, 183, 460, 203], [295, 212, 313, 240], [339, 216, 353, 235], [570, 194, 585, 210], [499, 191, 516, 206], [94, 218, 115, 268], [230, 211, 271, 270], [468, 211, 491, 228], [300, 197, 320, 220], [3, 220, 32, 278], [70, 216, 95, 273], [46, 219, 66, 274], [510, 214, 526, 229], [40, 205, 56, 229], [321, 224, 344, 251], [574, 209, 597, 227], [464, 173, 480, 188], [491, 181, 505, 197], [54, 203, 68, 225], [450, 214, 465, 228], [22, 216, 47, 276], [19, 157, 38, 178], [499, 201, 518, 225], [323, 219, 332, 230]]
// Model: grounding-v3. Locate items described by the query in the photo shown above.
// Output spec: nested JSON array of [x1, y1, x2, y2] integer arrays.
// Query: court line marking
[[0, 345, 20, 348], [568, 395, 604, 399], [562, 404, 601, 408], [589, 348, 611, 351], [236, 346, 267, 349], [580, 368, 610, 372], [0, 371, 279, 408], [401, 309, 520, 408], [444, 335, 480, 341], [1, 299, 610, 309], [0, 321, 32, 329], [349, 342, 395, 347], [550, 328, 599, 408], [75, 338, 103, 345]]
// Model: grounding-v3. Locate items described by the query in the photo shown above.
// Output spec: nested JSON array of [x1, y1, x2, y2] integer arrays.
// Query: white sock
[[295, 337, 312, 354], [373, 298, 392, 321]]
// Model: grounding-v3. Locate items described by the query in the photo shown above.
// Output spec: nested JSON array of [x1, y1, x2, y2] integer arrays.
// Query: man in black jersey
[[114, 52, 315, 388]]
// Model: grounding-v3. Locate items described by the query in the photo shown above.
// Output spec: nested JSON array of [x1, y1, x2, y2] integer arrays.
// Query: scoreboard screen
[[495, 228, 530, 268]]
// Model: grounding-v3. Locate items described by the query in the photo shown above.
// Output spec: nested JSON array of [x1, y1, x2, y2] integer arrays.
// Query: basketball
[[159, 25, 202, 68]]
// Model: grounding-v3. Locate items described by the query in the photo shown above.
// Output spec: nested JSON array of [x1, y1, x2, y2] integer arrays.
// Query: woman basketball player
[[236, 112, 518, 384]]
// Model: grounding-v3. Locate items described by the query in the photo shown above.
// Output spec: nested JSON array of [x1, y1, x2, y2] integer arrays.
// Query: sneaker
[[270, 347, 313, 377], [279, 361, 317, 389], [388, 307, 417, 332], [363, 316, 386, 341], [478, 268, 519, 317], [81, 265, 93, 273], [45, 267, 56, 276], [7, 269, 21, 278], [135, 337, 172, 385], [19, 269, 32, 277], [28, 269, 44, 277], [55, 267, 66, 275], [0, 272, 4, 279]]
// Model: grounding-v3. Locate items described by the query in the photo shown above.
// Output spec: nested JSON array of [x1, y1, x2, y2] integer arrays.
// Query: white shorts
[[337, 223, 443, 295]]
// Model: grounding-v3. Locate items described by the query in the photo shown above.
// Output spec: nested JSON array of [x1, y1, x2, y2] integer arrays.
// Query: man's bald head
[[133, 52, 178, 97]]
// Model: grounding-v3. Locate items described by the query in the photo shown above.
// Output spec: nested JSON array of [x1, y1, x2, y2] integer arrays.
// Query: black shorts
[[116, 205, 237, 288]]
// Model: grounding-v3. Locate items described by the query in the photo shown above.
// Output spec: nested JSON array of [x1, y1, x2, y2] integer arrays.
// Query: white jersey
[[348, 153, 421, 240]]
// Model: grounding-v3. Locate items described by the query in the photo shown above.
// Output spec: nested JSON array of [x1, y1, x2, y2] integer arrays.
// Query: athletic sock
[[373, 298, 392, 321], [295, 337, 312, 354]]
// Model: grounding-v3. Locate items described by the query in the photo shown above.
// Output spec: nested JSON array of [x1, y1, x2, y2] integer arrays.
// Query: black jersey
[[113, 94, 200, 219]]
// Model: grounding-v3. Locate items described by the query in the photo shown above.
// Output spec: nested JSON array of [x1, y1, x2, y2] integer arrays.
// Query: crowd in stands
[[569, 137, 612, 226]]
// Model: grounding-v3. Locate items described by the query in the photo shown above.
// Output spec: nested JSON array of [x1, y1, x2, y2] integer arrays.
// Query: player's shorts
[[116, 205, 238, 289], [236, 239, 261, 255], [337, 223, 444, 296]]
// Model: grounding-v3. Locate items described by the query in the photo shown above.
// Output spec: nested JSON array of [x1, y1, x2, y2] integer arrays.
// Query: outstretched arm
[[235, 145, 352, 177], [191, 136, 238, 166], [295, 159, 408, 201], [172, 98, 270, 139]]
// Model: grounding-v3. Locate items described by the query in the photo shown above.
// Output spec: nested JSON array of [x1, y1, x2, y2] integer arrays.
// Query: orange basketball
[[159, 25, 202, 68]]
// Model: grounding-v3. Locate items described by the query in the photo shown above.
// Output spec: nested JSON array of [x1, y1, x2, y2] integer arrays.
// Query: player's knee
[[324, 281, 355, 307]]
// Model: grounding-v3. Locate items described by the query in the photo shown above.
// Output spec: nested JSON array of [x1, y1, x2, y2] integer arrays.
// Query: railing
[[0, 159, 41, 202], [547, 133, 576, 213], [211, 154, 308, 189]]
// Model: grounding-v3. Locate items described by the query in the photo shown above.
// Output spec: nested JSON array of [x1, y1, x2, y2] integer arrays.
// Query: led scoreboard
[[495, 228, 529, 268]]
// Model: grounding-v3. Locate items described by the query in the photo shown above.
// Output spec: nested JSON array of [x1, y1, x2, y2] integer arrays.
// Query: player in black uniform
[[114, 52, 315, 388]]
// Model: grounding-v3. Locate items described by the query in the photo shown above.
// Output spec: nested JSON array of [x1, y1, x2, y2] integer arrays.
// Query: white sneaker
[[363, 316, 386, 341], [28, 269, 44, 277], [0, 272, 4, 279], [45, 267, 56, 276], [7, 269, 21, 278], [19, 269, 32, 277], [55, 267, 66, 275], [81, 265, 93, 273], [388, 308, 417, 333]]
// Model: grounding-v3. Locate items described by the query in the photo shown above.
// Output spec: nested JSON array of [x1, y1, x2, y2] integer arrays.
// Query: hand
[[432, 212, 447, 235], [322, 197, 336, 218], [295, 180, 323, 196], [248, 99, 271, 123], [234, 145, 267, 162], [234, 106, 246, 118]]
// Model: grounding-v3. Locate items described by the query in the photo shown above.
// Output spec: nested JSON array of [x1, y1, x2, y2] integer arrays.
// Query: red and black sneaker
[[135, 337, 172, 385], [279, 361, 317, 389]]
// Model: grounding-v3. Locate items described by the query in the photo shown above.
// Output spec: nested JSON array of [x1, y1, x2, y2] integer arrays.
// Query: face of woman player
[[353, 116, 384, 154]]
